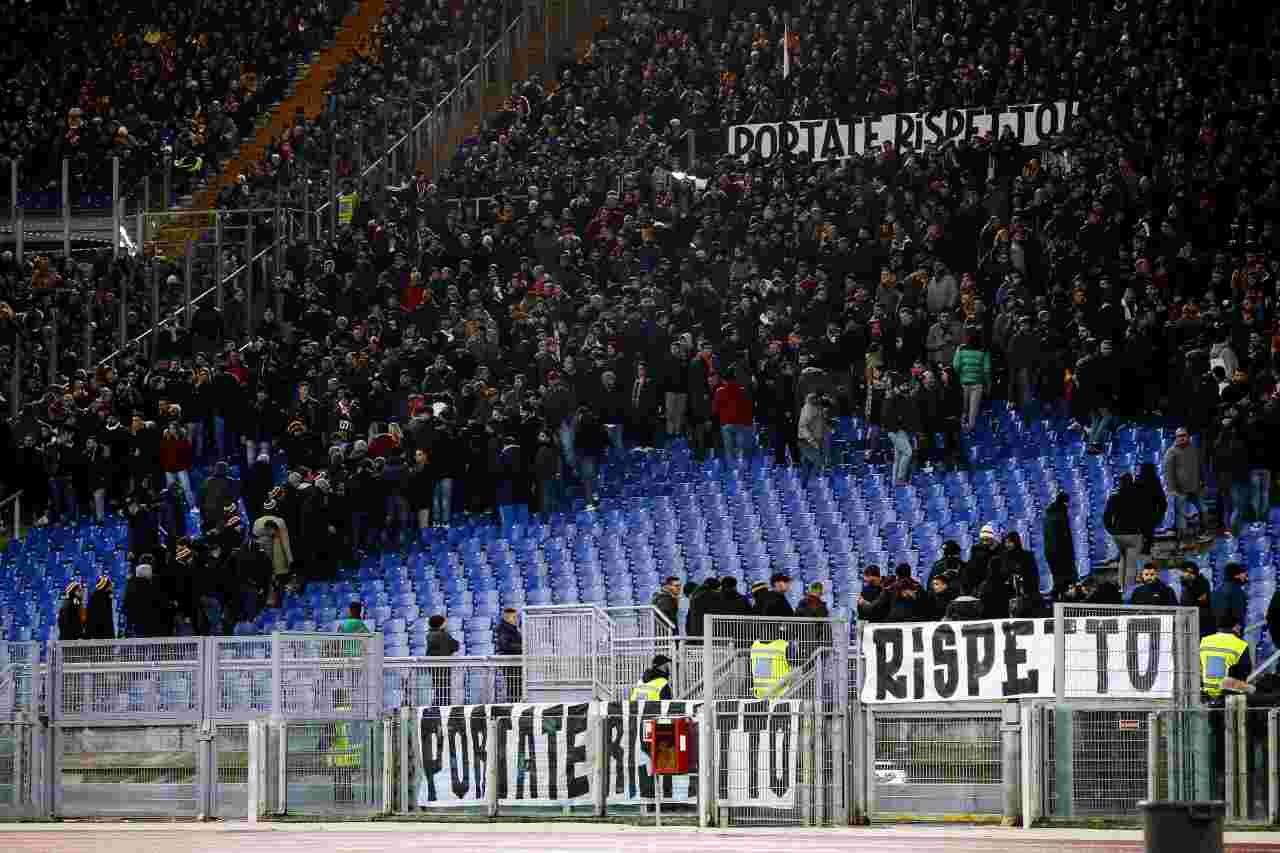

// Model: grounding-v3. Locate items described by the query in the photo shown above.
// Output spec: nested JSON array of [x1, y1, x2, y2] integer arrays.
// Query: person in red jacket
[[713, 367, 755, 460], [159, 424, 196, 508]]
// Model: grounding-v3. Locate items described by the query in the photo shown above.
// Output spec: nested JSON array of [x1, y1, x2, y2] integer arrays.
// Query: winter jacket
[[159, 434, 194, 473], [884, 578, 928, 622], [713, 381, 754, 426], [496, 621, 523, 655], [795, 595, 829, 618], [84, 586, 115, 640], [1212, 580, 1248, 632], [1042, 498, 1075, 582], [651, 588, 679, 627], [1163, 443, 1202, 495], [1103, 485, 1144, 535], [881, 393, 921, 434], [1129, 580, 1177, 607], [753, 589, 795, 618], [426, 627, 460, 656], [797, 399, 831, 450], [1181, 572, 1213, 636], [57, 598, 83, 641], [951, 346, 992, 386]]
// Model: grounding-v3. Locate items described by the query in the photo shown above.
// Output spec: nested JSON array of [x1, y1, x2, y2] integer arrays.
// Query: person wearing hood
[[57, 580, 85, 641], [84, 576, 116, 640], [253, 510, 294, 588], [1103, 473, 1145, 588], [1042, 492, 1076, 595], [200, 460, 240, 533], [798, 392, 832, 480], [990, 531, 1041, 617], [494, 433, 526, 527], [630, 654, 673, 700], [1134, 462, 1168, 554], [796, 582, 830, 618], [244, 452, 274, 521], [930, 541, 966, 583]]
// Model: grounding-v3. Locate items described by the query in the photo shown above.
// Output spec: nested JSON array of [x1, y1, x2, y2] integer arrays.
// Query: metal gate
[[702, 616, 849, 827], [54, 725, 202, 818], [275, 720, 385, 816]]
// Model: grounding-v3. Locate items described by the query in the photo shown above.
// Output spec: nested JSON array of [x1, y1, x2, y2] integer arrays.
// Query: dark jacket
[[1134, 466, 1168, 536], [884, 577, 928, 622], [123, 576, 170, 638], [753, 589, 795, 618], [686, 587, 718, 640], [496, 620, 523, 655], [1181, 572, 1214, 636], [713, 588, 752, 617], [651, 588, 679, 628], [857, 585, 888, 623], [426, 627, 460, 657], [84, 585, 115, 640], [57, 598, 83, 641], [1042, 497, 1075, 584], [795, 594, 829, 618], [1103, 484, 1144, 535], [1129, 579, 1178, 607], [1212, 580, 1248, 633], [963, 541, 1001, 594]]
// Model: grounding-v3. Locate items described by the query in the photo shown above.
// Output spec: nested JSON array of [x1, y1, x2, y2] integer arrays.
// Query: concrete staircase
[[150, 0, 386, 254], [414, 12, 610, 176]]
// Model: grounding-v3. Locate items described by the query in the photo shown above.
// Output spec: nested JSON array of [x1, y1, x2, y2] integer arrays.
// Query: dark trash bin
[[1138, 800, 1225, 853]]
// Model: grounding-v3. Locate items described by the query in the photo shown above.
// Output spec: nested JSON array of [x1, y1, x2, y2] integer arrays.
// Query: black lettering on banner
[[755, 125, 778, 159], [543, 704, 562, 801], [1035, 102, 1059, 139], [1063, 100, 1079, 130], [490, 705, 512, 800], [731, 126, 755, 157], [769, 701, 792, 798], [915, 116, 925, 150], [800, 120, 823, 157], [944, 109, 966, 141], [933, 624, 959, 699], [964, 107, 984, 141], [912, 627, 926, 699], [447, 706, 470, 798], [1001, 620, 1039, 696], [874, 629, 907, 700], [1087, 618, 1121, 694], [863, 116, 880, 151], [605, 703, 626, 795], [961, 623, 996, 696], [420, 707, 444, 802], [1127, 618, 1162, 692], [564, 703, 590, 799], [1015, 105, 1033, 142], [894, 113, 915, 150], [779, 122, 800, 156], [989, 108, 1002, 139], [924, 111, 945, 146], [819, 119, 846, 160], [469, 706, 488, 798], [516, 706, 538, 799], [745, 699, 768, 800], [716, 699, 739, 801]]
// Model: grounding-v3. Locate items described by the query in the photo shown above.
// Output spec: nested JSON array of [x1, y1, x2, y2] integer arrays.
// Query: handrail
[[0, 490, 22, 542], [97, 240, 280, 366], [314, 15, 524, 217]]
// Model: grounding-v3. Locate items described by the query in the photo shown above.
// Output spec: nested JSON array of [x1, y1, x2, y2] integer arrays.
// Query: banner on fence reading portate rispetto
[[859, 615, 1176, 704], [414, 700, 800, 808], [727, 100, 1079, 161]]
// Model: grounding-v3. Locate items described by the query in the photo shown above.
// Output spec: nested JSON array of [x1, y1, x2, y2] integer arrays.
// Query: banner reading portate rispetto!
[[727, 101, 1079, 161]]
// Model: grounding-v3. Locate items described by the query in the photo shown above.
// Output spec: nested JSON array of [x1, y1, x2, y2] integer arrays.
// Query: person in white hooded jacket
[[798, 392, 831, 479]]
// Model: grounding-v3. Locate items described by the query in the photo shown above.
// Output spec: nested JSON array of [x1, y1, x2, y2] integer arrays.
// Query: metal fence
[[383, 656, 523, 709], [523, 605, 614, 701], [1054, 603, 1201, 704]]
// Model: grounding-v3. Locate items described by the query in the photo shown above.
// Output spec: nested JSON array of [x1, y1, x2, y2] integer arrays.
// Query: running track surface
[[3, 824, 1280, 853]]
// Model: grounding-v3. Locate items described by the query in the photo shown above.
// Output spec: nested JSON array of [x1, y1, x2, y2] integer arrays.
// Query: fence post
[[1269, 709, 1278, 826], [697, 700, 714, 827], [135, 210, 144, 259], [1147, 711, 1161, 804], [486, 714, 500, 818], [382, 717, 394, 815], [61, 158, 71, 260], [399, 705, 411, 814], [111, 158, 121, 260], [248, 720, 261, 824], [197, 720, 214, 819], [591, 706, 606, 817], [1000, 701, 1021, 827], [1226, 694, 1240, 821]]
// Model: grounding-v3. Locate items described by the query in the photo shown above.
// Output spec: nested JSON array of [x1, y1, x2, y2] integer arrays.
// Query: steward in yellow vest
[[1200, 613, 1251, 700], [630, 654, 673, 700], [750, 638, 791, 699]]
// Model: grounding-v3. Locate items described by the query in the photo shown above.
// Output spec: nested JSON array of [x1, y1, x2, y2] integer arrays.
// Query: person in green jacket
[[951, 329, 992, 431], [338, 601, 370, 633]]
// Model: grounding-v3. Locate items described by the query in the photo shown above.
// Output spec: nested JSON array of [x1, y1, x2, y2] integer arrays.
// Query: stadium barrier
[[1, 606, 1267, 825]]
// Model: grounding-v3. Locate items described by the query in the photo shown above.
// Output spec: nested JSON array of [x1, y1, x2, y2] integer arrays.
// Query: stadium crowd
[[2, 0, 1280, 638]]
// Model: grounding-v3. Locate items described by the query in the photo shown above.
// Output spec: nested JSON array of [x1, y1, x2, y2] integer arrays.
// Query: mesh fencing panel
[[213, 723, 249, 819], [1055, 604, 1200, 703], [56, 725, 200, 818], [54, 639, 204, 724], [382, 658, 524, 710], [704, 616, 848, 705], [281, 720, 382, 816], [870, 710, 1002, 817], [0, 642, 40, 719], [209, 638, 273, 721], [274, 632, 381, 720]]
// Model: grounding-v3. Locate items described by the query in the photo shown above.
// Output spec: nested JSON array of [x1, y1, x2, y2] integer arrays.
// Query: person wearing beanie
[[84, 576, 116, 640], [58, 580, 85, 641], [964, 523, 1002, 593]]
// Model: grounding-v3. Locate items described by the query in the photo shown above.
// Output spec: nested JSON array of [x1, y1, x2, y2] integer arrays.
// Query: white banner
[[727, 101, 1079, 161], [860, 615, 1175, 704], [415, 700, 799, 808]]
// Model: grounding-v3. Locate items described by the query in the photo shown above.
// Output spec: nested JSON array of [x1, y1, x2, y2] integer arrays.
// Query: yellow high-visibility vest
[[1200, 631, 1249, 698], [338, 192, 359, 225], [751, 639, 791, 699], [630, 677, 668, 701], [331, 720, 362, 768]]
